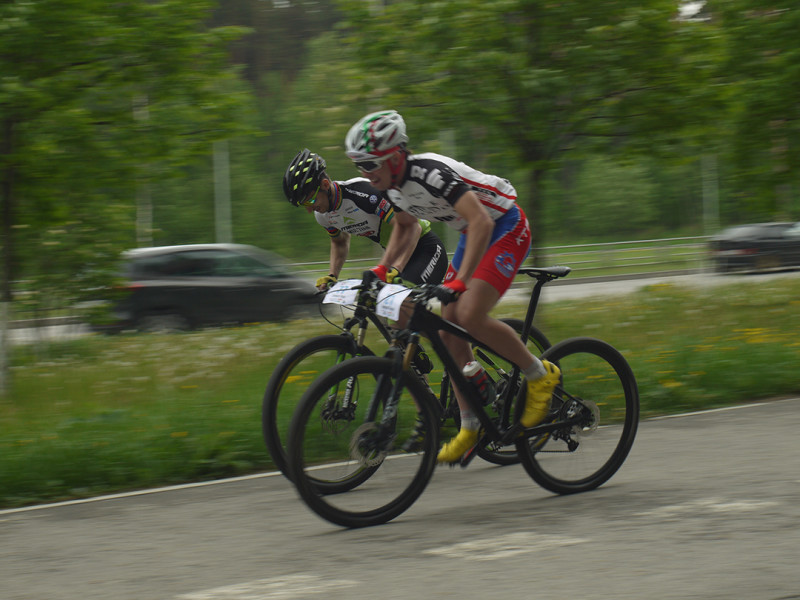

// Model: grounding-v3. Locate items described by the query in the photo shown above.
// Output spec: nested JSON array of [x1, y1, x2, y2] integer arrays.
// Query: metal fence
[[289, 235, 712, 285]]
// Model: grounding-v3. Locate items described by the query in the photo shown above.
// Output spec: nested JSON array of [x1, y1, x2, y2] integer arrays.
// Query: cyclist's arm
[[378, 210, 421, 272], [452, 190, 494, 284], [328, 231, 351, 279]]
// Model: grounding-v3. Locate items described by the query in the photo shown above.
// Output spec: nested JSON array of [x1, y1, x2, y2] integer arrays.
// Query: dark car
[[106, 243, 319, 332], [709, 222, 800, 273]]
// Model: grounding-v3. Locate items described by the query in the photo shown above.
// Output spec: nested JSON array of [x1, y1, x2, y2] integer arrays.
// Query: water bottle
[[462, 360, 495, 406]]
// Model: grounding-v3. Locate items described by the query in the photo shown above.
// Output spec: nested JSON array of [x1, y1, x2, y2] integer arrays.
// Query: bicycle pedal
[[458, 440, 482, 468]]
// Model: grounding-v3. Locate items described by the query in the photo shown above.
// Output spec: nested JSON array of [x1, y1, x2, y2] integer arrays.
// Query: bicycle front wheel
[[516, 337, 639, 495], [286, 356, 439, 528], [262, 334, 371, 481]]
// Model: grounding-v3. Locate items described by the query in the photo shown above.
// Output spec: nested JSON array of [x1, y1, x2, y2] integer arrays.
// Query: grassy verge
[[2, 276, 799, 509]]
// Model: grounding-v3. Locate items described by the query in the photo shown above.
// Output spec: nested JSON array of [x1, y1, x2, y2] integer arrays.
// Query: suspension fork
[[322, 317, 369, 418], [364, 345, 406, 426]]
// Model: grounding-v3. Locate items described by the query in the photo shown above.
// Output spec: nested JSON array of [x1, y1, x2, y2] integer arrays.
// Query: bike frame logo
[[495, 251, 516, 278]]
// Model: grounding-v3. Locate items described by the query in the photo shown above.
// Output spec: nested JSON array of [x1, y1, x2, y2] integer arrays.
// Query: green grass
[[1, 276, 799, 509]]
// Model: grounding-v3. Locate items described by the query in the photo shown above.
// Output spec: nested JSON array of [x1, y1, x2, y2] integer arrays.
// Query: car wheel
[[136, 312, 191, 333]]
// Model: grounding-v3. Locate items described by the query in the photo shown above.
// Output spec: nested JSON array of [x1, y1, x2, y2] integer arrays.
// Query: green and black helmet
[[283, 149, 327, 206]]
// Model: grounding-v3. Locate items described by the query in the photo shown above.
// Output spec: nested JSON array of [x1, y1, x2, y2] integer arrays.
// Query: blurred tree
[[211, 0, 342, 98], [0, 0, 251, 394], [336, 0, 718, 259], [715, 2, 800, 220]]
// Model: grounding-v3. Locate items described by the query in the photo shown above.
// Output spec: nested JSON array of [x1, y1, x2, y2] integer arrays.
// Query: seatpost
[[521, 276, 546, 342]]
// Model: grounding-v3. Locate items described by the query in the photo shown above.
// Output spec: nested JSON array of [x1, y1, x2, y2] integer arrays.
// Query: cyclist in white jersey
[[283, 149, 447, 290], [345, 110, 561, 463]]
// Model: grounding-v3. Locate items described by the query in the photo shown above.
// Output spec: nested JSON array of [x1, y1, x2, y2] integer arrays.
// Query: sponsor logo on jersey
[[425, 168, 445, 190], [443, 181, 460, 197], [344, 224, 374, 236], [495, 251, 516, 278], [345, 186, 371, 199], [420, 243, 443, 282], [369, 194, 378, 204], [410, 165, 427, 181]]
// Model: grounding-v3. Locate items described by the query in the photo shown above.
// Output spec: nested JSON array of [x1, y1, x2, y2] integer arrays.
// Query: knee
[[451, 304, 484, 332]]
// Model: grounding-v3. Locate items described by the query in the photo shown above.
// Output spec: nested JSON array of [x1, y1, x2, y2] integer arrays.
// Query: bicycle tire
[[476, 318, 551, 466], [515, 337, 639, 495], [286, 356, 439, 528], [262, 334, 374, 485]]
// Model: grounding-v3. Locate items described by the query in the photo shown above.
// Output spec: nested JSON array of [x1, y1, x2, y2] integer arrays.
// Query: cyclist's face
[[304, 184, 330, 213], [359, 151, 401, 190]]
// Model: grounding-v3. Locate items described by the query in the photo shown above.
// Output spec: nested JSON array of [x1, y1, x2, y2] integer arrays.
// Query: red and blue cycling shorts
[[444, 203, 531, 297]]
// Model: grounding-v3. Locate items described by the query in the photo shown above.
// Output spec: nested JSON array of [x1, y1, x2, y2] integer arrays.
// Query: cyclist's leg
[[438, 207, 558, 461], [400, 230, 448, 286], [436, 290, 495, 462]]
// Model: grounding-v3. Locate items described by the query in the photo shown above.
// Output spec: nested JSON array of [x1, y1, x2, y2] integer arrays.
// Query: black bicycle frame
[[397, 266, 579, 448]]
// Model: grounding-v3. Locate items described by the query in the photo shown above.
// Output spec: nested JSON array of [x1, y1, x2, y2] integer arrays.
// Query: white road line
[[0, 471, 283, 515], [2, 397, 797, 516], [424, 531, 588, 561], [177, 574, 358, 600], [646, 397, 799, 421]]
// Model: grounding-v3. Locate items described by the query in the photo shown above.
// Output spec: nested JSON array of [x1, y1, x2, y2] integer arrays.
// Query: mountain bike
[[262, 280, 551, 491], [285, 266, 640, 528]]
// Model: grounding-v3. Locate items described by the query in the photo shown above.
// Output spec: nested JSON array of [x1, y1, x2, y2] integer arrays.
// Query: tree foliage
[[0, 0, 250, 302], [714, 1, 800, 219], [1, 0, 799, 338], [0, 0, 251, 392], [335, 0, 712, 250]]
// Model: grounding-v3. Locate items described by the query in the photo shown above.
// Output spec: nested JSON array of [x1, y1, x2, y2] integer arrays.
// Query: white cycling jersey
[[314, 177, 396, 246], [386, 153, 518, 233], [315, 177, 432, 246]]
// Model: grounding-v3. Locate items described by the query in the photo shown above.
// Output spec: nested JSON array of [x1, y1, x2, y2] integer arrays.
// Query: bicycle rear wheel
[[476, 318, 551, 466], [262, 334, 373, 485], [516, 337, 639, 494], [286, 356, 439, 528]]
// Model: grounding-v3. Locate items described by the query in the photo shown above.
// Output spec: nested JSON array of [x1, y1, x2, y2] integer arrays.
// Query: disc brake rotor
[[349, 422, 388, 467], [571, 400, 600, 437]]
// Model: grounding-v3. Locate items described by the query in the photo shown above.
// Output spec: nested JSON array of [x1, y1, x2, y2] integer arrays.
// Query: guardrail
[[5, 236, 713, 332], [289, 235, 712, 284]]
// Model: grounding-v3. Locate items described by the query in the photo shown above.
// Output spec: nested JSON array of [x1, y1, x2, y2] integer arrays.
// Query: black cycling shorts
[[401, 230, 448, 285]]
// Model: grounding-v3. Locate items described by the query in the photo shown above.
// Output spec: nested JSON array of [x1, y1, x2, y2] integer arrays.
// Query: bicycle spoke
[[517, 337, 639, 494], [287, 356, 439, 528], [262, 335, 370, 481]]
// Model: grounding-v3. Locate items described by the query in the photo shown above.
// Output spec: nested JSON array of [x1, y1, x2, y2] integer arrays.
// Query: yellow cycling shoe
[[521, 360, 561, 428], [437, 428, 479, 463]]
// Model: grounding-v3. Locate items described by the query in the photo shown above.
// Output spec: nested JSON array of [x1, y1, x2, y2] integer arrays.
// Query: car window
[[784, 223, 800, 239], [130, 251, 219, 278], [127, 247, 290, 280], [213, 253, 281, 278]]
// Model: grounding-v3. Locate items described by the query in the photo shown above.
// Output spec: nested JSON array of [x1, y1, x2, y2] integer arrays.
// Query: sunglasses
[[354, 155, 391, 173], [298, 184, 320, 207]]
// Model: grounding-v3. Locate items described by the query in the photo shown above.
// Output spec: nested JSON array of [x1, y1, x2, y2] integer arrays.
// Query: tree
[[336, 0, 716, 257], [715, 1, 800, 219], [0, 0, 250, 394]]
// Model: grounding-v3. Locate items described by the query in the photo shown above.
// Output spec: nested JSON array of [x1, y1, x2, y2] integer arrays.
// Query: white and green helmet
[[344, 110, 408, 161]]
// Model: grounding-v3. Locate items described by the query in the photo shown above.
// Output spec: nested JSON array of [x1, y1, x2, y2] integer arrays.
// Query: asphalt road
[[2, 397, 799, 600]]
